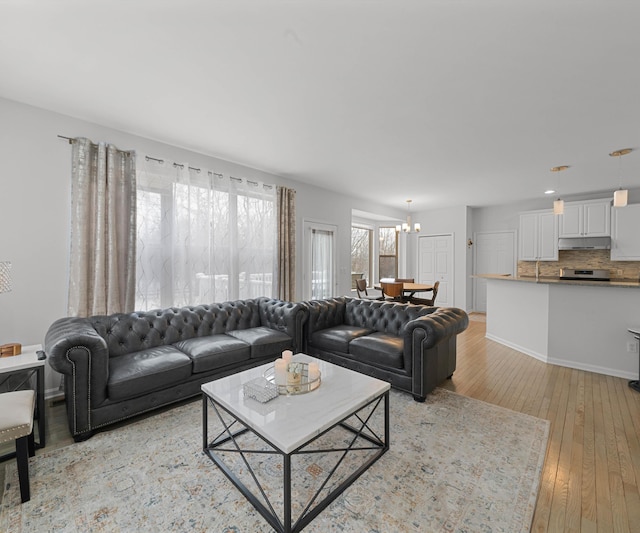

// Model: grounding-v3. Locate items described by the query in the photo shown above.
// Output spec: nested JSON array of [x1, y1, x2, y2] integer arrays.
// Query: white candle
[[274, 358, 287, 386], [282, 350, 293, 364], [308, 362, 320, 381]]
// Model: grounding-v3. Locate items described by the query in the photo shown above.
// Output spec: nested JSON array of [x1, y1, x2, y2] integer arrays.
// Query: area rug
[[1, 389, 549, 532]]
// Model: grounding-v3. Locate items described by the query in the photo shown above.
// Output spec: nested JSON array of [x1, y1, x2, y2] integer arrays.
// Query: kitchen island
[[477, 274, 640, 380]]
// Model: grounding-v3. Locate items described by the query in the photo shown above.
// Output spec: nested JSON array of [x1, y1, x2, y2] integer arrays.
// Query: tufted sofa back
[[303, 297, 438, 336], [303, 298, 347, 335], [88, 298, 285, 357], [345, 297, 438, 335]]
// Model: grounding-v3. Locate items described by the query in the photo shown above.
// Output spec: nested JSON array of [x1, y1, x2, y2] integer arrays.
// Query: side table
[[0, 344, 46, 461]]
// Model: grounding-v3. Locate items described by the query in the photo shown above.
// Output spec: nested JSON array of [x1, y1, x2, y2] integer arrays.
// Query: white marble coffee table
[[201, 353, 390, 533]]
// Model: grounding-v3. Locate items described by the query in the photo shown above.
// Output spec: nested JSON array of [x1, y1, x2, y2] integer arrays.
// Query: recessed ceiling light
[[544, 189, 555, 195]]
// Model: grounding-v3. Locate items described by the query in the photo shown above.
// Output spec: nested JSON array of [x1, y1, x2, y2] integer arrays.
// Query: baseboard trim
[[45, 388, 64, 401], [485, 333, 636, 380], [546, 356, 637, 381], [485, 333, 548, 363]]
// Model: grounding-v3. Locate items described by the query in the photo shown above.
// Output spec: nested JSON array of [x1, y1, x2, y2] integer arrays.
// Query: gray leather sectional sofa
[[45, 294, 468, 441], [302, 297, 469, 401], [45, 298, 306, 441]]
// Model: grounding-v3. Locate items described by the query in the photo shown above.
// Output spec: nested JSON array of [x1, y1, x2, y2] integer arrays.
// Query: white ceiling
[[2, 0, 640, 211]]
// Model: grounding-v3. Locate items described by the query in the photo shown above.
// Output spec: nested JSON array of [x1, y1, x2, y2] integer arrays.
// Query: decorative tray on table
[[263, 361, 321, 395]]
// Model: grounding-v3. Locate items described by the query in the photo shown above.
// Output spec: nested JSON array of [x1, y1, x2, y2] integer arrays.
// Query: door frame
[[302, 219, 338, 300], [472, 230, 517, 312], [417, 233, 454, 307]]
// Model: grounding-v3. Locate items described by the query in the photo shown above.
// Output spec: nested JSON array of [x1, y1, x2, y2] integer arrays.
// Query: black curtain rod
[[146, 159, 273, 189], [58, 135, 133, 154], [62, 136, 276, 190]]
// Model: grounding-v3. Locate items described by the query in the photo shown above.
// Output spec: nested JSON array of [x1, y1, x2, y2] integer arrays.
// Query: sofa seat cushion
[[349, 332, 405, 370], [226, 327, 292, 358], [309, 325, 372, 354], [174, 335, 251, 373], [108, 346, 193, 402]]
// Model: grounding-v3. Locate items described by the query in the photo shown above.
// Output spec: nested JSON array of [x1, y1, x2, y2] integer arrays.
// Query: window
[[351, 226, 372, 288], [302, 221, 337, 300], [378, 227, 398, 281], [135, 160, 276, 310]]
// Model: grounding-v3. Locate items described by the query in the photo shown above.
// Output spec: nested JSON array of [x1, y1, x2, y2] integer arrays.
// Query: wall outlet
[[627, 342, 638, 353]]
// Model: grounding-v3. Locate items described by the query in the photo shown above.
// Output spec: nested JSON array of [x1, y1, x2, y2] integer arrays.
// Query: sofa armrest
[[404, 307, 469, 350], [258, 299, 308, 353], [404, 307, 469, 399], [44, 317, 110, 436]]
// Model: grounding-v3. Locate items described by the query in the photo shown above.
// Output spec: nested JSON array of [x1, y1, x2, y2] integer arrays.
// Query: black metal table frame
[[202, 390, 389, 533], [0, 364, 46, 462]]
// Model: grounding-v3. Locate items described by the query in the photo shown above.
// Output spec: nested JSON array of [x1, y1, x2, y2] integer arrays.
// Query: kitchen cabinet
[[611, 203, 640, 260], [559, 199, 611, 237], [519, 209, 558, 261]]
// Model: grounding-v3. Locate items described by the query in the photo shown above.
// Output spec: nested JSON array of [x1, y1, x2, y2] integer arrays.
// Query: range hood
[[557, 236, 611, 250]]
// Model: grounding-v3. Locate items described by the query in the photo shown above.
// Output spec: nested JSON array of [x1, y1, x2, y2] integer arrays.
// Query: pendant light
[[551, 166, 569, 215], [610, 148, 632, 207], [395, 200, 421, 233]]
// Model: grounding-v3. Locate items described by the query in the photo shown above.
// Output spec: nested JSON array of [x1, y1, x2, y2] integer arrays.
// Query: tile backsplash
[[518, 250, 640, 280]]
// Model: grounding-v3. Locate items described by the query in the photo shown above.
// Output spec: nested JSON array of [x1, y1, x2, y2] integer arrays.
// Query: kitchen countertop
[[474, 273, 640, 288]]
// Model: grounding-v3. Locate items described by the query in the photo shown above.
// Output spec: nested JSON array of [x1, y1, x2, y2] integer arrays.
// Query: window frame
[[351, 224, 374, 288], [378, 226, 398, 282]]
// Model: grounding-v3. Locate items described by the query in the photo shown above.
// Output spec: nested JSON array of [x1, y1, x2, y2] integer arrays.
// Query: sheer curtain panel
[[68, 138, 136, 317], [136, 157, 276, 310], [276, 186, 296, 300], [311, 228, 333, 299]]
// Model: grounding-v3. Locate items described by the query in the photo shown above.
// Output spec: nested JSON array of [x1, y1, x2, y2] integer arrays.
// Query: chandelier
[[395, 200, 421, 233]]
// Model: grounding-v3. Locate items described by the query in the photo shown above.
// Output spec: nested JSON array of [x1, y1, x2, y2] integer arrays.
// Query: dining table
[[399, 282, 434, 297], [374, 281, 434, 300]]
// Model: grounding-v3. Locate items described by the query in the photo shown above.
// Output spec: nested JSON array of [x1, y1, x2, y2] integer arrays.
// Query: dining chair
[[0, 390, 36, 503], [410, 280, 440, 306], [380, 281, 405, 302], [355, 279, 382, 300], [395, 278, 415, 298]]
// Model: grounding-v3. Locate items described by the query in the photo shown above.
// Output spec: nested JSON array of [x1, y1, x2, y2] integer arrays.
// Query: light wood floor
[[440, 315, 640, 533], [2, 316, 639, 532]]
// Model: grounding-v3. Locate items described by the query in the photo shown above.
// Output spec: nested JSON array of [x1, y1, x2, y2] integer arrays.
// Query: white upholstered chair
[[0, 389, 36, 502]]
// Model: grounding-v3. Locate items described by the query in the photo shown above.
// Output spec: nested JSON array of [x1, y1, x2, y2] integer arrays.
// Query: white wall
[[0, 97, 404, 395], [486, 279, 551, 359]]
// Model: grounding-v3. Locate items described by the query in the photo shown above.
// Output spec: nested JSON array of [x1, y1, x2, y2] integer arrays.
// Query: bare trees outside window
[[378, 227, 397, 281], [351, 226, 372, 288]]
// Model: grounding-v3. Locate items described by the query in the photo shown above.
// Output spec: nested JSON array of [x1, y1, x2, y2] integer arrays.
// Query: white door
[[418, 234, 453, 307], [473, 231, 516, 312], [302, 220, 337, 300]]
